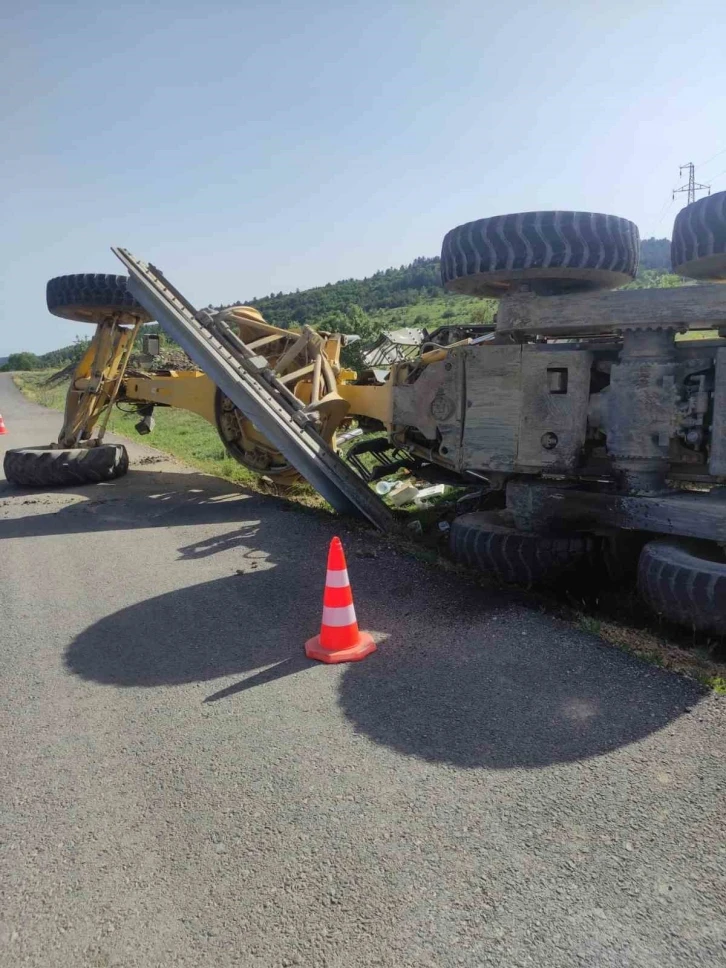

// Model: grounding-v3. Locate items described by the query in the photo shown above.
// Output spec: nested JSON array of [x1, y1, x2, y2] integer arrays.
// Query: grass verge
[[576, 613, 726, 693]]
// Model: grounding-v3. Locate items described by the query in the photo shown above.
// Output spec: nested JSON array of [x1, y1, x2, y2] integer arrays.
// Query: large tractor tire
[[671, 190, 726, 280], [46, 273, 153, 324], [3, 445, 129, 488], [449, 510, 592, 585], [637, 540, 726, 634], [441, 210, 639, 297]]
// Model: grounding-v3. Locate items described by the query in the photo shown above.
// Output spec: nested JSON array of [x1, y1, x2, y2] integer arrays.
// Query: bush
[[469, 303, 495, 325], [1, 351, 43, 371]]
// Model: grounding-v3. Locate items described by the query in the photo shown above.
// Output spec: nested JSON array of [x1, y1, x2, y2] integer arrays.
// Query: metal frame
[[496, 283, 726, 337], [113, 247, 395, 531], [58, 315, 141, 448], [507, 479, 726, 543]]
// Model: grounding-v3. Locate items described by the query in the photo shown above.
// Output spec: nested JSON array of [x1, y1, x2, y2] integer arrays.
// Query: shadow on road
[[65, 547, 701, 768], [337, 621, 702, 769], [177, 527, 261, 560], [8, 428, 702, 770], [65, 569, 320, 692], [0, 468, 321, 544]]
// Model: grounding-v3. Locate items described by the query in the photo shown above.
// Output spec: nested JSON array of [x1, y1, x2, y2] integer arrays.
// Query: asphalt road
[[1, 372, 724, 968]]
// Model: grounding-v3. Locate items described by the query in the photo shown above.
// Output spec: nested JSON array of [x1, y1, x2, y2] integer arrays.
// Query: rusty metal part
[[208, 313, 350, 486], [215, 388, 300, 483], [507, 479, 726, 544]]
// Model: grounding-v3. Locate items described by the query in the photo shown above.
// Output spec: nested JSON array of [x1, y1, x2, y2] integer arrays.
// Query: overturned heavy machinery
[[6, 196, 726, 633]]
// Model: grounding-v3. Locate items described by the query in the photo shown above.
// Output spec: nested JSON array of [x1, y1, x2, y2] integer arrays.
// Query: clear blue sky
[[2, 0, 725, 354]]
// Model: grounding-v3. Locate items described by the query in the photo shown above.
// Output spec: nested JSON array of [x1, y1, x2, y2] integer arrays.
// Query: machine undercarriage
[[6, 196, 726, 632]]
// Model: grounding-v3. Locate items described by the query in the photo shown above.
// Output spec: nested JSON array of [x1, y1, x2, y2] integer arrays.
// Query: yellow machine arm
[[58, 314, 142, 448], [111, 307, 394, 485]]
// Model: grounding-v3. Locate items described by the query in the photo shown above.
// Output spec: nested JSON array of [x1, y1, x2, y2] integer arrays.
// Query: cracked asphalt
[[1, 372, 724, 967]]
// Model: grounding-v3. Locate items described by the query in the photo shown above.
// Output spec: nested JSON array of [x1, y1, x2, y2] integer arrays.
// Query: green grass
[[577, 614, 603, 636], [367, 295, 488, 332], [573, 611, 726, 692], [675, 330, 720, 341]]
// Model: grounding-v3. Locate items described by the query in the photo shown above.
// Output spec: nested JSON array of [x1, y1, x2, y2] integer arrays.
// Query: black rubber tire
[[46, 274, 153, 324], [449, 510, 592, 585], [671, 190, 726, 280], [3, 445, 129, 488], [441, 211, 640, 297], [637, 540, 726, 634]]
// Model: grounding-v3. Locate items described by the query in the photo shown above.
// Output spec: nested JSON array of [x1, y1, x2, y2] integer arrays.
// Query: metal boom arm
[[112, 248, 395, 531]]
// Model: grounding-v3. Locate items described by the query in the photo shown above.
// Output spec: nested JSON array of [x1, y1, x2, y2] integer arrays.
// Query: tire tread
[[637, 540, 726, 633], [441, 210, 639, 296], [46, 273, 150, 324], [3, 445, 129, 488], [450, 511, 590, 586], [671, 190, 726, 279]]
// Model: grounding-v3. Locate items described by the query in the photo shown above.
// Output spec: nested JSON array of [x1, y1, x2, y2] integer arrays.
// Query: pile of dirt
[[131, 349, 199, 372]]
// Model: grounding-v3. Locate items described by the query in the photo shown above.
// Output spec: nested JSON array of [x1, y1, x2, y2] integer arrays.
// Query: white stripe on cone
[[325, 568, 350, 588], [322, 604, 357, 627]]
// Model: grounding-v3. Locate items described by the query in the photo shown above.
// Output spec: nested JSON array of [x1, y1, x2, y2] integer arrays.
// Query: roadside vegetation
[[574, 613, 726, 694]]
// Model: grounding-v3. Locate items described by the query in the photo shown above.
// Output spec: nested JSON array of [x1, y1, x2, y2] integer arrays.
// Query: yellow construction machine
[[6, 200, 726, 633]]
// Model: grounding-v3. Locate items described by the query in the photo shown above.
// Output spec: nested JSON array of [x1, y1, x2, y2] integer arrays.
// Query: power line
[[708, 165, 726, 187], [654, 196, 675, 227], [696, 146, 726, 170], [672, 162, 710, 205]]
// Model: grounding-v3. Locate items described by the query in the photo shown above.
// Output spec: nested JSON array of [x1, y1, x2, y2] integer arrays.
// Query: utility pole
[[673, 162, 710, 205]]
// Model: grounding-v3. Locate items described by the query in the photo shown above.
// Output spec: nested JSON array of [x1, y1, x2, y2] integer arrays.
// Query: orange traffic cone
[[305, 536, 376, 664], [0, 413, 6, 435]]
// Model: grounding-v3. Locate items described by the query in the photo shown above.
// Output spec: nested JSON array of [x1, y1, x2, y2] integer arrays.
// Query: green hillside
[[3, 237, 678, 370], [230, 256, 487, 335], [223, 237, 678, 337]]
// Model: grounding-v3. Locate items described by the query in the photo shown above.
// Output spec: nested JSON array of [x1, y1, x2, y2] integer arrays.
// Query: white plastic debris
[[374, 479, 398, 496], [337, 427, 364, 443], [389, 484, 421, 507], [413, 484, 447, 507]]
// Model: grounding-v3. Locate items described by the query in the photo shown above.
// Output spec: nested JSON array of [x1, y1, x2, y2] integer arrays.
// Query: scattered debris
[[413, 484, 448, 507], [373, 478, 401, 496], [361, 328, 425, 367], [389, 484, 420, 507], [336, 427, 364, 444]]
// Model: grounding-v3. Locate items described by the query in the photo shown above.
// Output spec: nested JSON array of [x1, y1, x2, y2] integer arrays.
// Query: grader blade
[[112, 247, 395, 531]]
